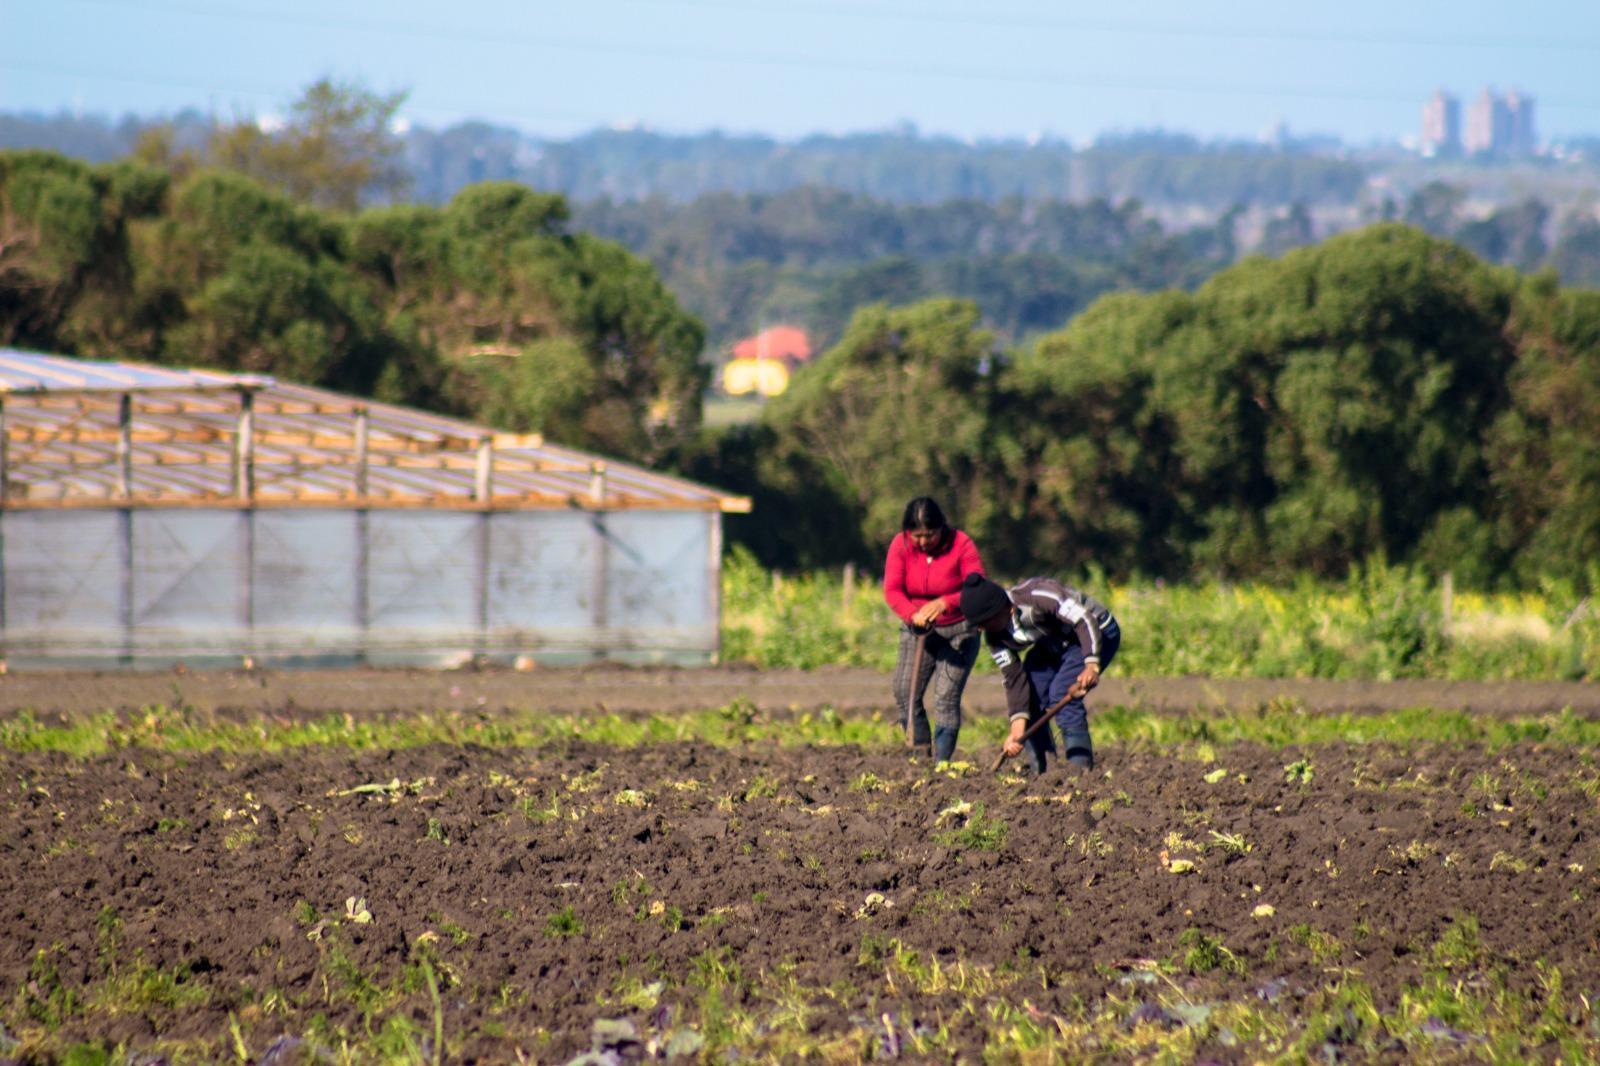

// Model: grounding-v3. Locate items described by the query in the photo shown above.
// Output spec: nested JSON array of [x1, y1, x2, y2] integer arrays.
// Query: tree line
[[576, 180, 1600, 360], [573, 189, 1239, 348], [1, 108, 1366, 208], [680, 224, 1598, 591], [0, 149, 704, 463]]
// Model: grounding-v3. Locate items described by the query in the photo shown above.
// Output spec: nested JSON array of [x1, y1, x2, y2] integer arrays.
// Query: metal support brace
[[475, 436, 493, 502], [234, 390, 255, 500], [354, 406, 369, 497], [0, 397, 8, 503], [117, 393, 133, 498]]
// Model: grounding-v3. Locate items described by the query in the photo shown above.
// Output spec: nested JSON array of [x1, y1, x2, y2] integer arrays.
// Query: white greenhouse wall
[[0, 508, 721, 668]]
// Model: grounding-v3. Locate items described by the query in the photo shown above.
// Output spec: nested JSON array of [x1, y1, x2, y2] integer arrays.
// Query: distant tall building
[[1420, 90, 1461, 157], [1506, 90, 1537, 156], [1462, 87, 1536, 158]]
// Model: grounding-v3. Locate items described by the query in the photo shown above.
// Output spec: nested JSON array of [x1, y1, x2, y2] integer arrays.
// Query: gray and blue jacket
[[983, 576, 1116, 722]]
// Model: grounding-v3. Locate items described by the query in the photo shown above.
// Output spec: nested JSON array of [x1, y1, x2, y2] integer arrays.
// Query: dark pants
[[1022, 618, 1121, 772], [892, 621, 980, 761]]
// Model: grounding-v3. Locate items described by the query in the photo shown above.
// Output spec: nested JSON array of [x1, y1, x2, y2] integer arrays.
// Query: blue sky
[[6, 0, 1600, 144]]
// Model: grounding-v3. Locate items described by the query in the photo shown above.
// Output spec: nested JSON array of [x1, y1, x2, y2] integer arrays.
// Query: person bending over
[[958, 572, 1121, 772]]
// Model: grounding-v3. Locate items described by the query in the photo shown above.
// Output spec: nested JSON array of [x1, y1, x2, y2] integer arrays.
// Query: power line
[[0, 60, 610, 129], [20, 0, 1600, 126], [620, 0, 1600, 55]]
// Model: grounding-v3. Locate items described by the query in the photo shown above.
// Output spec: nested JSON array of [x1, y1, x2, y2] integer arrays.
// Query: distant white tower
[[1505, 90, 1537, 156], [1464, 89, 1509, 157], [1420, 90, 1460, 157]]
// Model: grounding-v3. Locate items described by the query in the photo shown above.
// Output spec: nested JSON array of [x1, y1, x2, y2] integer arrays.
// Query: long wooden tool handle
[[905, 630, 927, 748], [989, 689, 1079, 772]]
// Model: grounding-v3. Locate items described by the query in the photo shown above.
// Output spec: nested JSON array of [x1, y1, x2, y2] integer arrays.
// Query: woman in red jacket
[[883, 497, 986, 761]]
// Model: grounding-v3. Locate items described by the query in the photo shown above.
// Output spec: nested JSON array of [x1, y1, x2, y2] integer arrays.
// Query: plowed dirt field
[[2, 669, 1597, 1063]]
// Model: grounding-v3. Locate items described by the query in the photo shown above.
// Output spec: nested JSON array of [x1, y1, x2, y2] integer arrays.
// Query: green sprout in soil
[[1207, 829, 1253, 855], [1289, 923, 1344, 963], [544, 905, 584, 938], [1177, 928, 1248, 975], [933, 802, 1008, 851], [1284, 758, 1314, 786], [743, 774, 780, 801], [520, 792, 562, 823], [1429, 914, 1485, 970]]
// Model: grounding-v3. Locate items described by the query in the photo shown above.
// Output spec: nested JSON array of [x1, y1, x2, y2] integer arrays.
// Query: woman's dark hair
[[901, 496, 949, 533]]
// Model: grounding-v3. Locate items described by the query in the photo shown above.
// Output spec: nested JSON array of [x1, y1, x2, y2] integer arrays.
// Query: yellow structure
[[720, 356, 791, 397]]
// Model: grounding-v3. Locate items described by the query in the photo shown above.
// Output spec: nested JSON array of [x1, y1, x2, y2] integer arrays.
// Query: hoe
[[990, 688, 1088, 772]]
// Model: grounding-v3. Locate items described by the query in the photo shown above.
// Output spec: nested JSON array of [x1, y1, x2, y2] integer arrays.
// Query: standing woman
[[883, 497, 986, 761]]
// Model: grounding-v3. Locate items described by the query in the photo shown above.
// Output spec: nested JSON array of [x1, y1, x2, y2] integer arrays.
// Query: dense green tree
[[711, 222, 1597, 589], [0, 151, 168, 352], [751, 298, 1010, 564], [1006, 289, 1195, 577], [351, 182, 706, 460], [1013, 225, 1521, 579], [0, 151, 706, 464], [1490, 280, 1600, 586], [129, 169, 410, 397]]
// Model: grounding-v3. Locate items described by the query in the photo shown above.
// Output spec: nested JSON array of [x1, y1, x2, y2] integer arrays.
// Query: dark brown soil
[[4, 735, 1597, 1061], [2, 665, 1597, 719]]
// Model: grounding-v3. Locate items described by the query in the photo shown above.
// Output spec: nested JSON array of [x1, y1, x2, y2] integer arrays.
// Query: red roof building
[[731, 325, 812, 364]]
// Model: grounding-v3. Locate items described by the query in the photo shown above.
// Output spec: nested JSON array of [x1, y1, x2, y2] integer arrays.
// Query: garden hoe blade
[[990, 690, 1078, 773]]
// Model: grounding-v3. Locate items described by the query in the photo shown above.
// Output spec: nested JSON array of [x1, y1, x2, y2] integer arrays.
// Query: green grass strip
[[2, 701, 1597, 758]]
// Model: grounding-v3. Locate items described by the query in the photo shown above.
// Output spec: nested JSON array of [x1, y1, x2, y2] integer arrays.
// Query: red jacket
[[883, 529, 986, 627]]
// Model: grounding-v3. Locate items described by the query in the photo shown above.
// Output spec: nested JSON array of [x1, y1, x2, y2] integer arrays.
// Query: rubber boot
[[1024, 731, 1051, 775], [1063, 730, 1094, 771], [932, 725, 959, 763]]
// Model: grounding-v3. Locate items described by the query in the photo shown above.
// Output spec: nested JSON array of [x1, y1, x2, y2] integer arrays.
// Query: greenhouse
[[0, 349, 748, 668]]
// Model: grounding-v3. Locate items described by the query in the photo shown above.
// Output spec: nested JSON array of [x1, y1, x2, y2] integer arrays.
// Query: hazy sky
[[7, 0, 1600, 144]]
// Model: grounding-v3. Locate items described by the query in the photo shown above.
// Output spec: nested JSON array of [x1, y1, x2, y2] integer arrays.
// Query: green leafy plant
[[545, 905, 584, 938], [1177, 928, 1247, 975], [933, 802, 1008, 851]]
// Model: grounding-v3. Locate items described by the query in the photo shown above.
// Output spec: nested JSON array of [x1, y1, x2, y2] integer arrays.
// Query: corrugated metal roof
[[0, 350, 749, 513], [0, 348, 273, 394]]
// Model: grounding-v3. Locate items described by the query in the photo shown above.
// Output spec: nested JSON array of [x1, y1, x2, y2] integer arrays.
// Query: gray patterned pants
[[892, 620, 981, 758]]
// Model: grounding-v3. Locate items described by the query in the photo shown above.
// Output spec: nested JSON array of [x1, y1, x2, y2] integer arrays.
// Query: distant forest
[[2, 111, 1365, 206], [7, 107, 1598, 353]]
